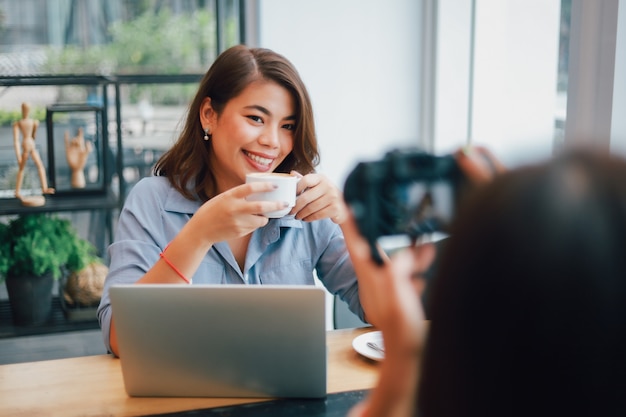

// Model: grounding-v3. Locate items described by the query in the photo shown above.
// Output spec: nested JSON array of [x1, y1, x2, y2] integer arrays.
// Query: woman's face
[[203, 80, 296, 193]]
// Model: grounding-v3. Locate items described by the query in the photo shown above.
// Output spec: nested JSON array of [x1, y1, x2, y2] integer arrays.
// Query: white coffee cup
[[245, 173, 300, 218]]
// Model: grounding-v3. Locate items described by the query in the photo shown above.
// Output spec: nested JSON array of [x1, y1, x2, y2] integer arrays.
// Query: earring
[[203, 127, 211, 141]]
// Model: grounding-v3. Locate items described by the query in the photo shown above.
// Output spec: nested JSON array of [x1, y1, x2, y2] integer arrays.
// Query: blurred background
[[2, 0, 625, 191], [1, 0, 625, 361]]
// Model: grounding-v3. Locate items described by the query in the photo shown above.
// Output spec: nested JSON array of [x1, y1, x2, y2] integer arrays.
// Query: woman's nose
[[259, 126, 280, 147]]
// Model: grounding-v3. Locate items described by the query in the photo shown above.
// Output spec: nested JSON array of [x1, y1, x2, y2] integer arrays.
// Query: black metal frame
[[0, 74, 205, 215], [45, 103, 108, 196]]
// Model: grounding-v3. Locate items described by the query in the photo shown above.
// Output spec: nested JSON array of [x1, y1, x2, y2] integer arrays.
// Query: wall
[[255, 0, 422, 188], [255, 0, 422, 328]]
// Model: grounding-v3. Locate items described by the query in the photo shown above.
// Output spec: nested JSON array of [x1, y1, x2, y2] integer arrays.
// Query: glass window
[[0, 0, 246, 200], [0, 0, 243, 75], [554, 0, 571, 151], [434, 0, 568, 168]]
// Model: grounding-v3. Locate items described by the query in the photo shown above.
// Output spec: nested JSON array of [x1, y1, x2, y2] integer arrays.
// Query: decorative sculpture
[[65, 127, 93, 188], [13, 102, 55, 206]]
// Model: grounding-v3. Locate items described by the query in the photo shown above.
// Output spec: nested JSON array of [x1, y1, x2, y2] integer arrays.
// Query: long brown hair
[[418, 149, 626, 416], [154, 45, 319, 201]]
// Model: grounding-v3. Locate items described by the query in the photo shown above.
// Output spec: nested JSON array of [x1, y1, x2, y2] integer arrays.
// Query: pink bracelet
[[159, 245, 191, 284]]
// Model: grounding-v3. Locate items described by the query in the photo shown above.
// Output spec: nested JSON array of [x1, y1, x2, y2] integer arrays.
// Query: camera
[[343, 147, 465, 264]]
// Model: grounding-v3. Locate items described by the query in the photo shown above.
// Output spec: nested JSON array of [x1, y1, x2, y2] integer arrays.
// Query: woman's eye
[[283, 123, 296, 131], [247, 115, 263, 123]]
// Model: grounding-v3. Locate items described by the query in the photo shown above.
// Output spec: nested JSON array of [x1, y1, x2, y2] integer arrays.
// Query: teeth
[[245, 151, 273, 166]]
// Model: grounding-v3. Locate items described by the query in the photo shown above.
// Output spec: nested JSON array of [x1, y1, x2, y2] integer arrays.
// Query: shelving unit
[[0, 74, 203, 338]]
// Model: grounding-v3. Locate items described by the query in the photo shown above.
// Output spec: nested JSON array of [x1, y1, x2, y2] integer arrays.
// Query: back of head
[[418, 149, 626, 417]]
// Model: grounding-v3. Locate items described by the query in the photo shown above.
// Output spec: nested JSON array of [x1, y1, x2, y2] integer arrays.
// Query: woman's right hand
[[188, 181, 290, 245]]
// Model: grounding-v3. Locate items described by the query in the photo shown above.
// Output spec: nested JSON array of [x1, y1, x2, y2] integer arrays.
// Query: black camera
[[343, 147, 465, 264]]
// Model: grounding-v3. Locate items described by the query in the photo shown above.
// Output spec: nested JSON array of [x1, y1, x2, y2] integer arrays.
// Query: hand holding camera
[[343, 146, 503, 264]]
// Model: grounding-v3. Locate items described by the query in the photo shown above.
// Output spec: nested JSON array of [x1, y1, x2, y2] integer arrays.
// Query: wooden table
[[0, 327, 379, 417]]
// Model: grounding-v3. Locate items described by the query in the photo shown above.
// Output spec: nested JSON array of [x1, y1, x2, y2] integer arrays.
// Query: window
[[0, 0, 244, 76], [432, 0, 624, 165], [433, 0, 564, 167], [0, 0, 246, 207]]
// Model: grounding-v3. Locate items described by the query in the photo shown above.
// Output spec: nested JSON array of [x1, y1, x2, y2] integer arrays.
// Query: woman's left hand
[[290, 171, 348, 224]]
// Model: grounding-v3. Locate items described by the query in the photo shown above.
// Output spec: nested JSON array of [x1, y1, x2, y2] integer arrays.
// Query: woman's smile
[[242, 150, 276, 171]]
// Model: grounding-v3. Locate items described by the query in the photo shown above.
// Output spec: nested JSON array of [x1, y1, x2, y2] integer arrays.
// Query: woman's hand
[[290, 171, 349, 224], [188, 181, 291, 246], [455, 145, 506, 184]]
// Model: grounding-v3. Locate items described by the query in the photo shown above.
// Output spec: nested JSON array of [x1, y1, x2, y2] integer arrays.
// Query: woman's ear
[[199, 97, 215, 127]]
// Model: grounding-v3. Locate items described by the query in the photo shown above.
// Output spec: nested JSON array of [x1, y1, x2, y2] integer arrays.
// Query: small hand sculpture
[[65, 128, 93, 189]]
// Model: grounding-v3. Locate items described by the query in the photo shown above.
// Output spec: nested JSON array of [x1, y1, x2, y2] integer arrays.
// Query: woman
[[346, 148, 626, 416], [98, 45, 361, 356]]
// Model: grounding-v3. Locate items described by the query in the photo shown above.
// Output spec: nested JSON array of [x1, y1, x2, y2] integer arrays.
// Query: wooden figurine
[[13, 102, 55, 207]]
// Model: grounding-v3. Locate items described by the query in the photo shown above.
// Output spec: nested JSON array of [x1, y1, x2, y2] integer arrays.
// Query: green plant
[[42, 9, 218, 77], [0, 107, 46, 127], [0, 214, 99, 281]]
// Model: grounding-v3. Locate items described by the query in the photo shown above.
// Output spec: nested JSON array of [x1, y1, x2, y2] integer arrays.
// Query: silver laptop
[[109, 284, 327, 398]]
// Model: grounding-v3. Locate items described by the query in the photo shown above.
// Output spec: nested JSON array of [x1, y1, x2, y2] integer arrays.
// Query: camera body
[[344, 147, 464, 263]]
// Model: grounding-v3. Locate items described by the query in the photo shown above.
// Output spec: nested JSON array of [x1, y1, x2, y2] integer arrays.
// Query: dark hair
[[418, 149, 626, 416], [154, 45, 319, 201]]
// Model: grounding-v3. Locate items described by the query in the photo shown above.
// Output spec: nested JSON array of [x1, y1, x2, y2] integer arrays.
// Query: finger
[[246, 200, 290, 216], [297, 190, 347, 223], [294, 172, 318, 195], [412, 276, 427, 296], [297, 203, 344, 223], [294, 196, 327, 220], [230, 181, 278, 199], [473, 146, 506, 174], [291, 176, 330, 212], [455, 147, 496, 184], [410, 243, 436, 275], [343, 214, 389, 265], [342, 215, 375, 262], [390, 249, 417, 278]]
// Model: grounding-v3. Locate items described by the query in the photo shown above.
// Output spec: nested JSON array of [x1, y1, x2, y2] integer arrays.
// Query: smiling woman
[[201, 79, 297, 192], [97, 45, 366, 357]]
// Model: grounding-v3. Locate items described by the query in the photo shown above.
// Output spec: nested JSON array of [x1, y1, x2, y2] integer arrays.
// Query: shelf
[[0, 191, 119, 216], [0, 297, 100, 339]]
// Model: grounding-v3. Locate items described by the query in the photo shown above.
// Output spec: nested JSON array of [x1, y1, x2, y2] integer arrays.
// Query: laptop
[[109, 284, 327, 398]]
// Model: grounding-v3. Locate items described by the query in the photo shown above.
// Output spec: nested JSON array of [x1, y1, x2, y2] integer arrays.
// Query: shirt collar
[[163, 184, 202, 215]]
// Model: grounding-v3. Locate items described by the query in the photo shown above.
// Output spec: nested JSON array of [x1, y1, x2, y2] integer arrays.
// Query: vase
[[5, 272, 54, 326]]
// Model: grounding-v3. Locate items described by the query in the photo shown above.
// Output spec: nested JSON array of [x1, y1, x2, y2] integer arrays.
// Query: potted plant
[[61, 236, 108, 321], [0, 213, 101, 326]]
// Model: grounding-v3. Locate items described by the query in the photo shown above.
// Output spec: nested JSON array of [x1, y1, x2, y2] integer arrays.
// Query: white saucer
[[352, 330, 384, 361]]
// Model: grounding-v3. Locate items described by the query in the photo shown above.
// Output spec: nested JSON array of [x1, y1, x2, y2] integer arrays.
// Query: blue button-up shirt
[[97, 176, 364, 352]]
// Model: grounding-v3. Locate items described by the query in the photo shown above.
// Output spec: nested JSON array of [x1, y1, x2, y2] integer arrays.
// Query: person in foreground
[[346, 147, 626, 417], [98, 45, 361, 356]]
